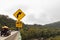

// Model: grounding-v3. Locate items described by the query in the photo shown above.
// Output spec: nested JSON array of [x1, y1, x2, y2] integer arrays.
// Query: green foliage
[[0, 15, 60, 40], [46, 36, 60, 40], [20, 26, 60, 40], [0, 15, 16, 30]]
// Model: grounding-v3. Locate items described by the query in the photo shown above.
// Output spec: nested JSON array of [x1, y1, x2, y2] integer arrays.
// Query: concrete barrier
[[0, 31, 21, 40]]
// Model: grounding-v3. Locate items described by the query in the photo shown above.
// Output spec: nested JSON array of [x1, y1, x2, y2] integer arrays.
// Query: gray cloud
[[0, 0, 60, 25]]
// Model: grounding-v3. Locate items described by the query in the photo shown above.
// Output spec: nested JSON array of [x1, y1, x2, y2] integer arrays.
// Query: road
[[0, 31, 21, 40]]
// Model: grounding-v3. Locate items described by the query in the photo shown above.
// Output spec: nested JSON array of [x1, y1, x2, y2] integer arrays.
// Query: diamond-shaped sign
[[13, 9, 25, 20]]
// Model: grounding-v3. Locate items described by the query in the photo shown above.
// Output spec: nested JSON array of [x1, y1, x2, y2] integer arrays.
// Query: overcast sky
[[0, 0, 60, 25]]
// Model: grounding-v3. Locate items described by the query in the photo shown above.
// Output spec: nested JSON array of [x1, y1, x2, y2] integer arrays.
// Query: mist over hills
[[44, 21, 60, 28], [0, 14, 60, 28]]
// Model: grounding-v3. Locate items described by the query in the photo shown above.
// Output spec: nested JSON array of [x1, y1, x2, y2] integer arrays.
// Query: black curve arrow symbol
[[17, 12, 22, 18]]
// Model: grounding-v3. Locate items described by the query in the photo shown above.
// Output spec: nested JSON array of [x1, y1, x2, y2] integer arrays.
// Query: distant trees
[[0, 15, 60, 40], [0, 15, 16, 30], [20, 26, 60, 40]]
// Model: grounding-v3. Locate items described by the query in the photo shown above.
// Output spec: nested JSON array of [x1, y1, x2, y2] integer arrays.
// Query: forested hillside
[[0, 15, 60, 40], [0, 15, 16, 30], [44, 21, 60, 28]]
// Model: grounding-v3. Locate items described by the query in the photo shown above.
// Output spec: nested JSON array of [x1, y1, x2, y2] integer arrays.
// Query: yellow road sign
[[16, 21, 22, 28], [13, 9, 25, 20]]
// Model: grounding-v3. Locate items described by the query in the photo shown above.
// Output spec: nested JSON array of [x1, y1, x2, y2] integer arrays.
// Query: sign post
[[13, 9, 25, 28], [13, 9, 25, 40]]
